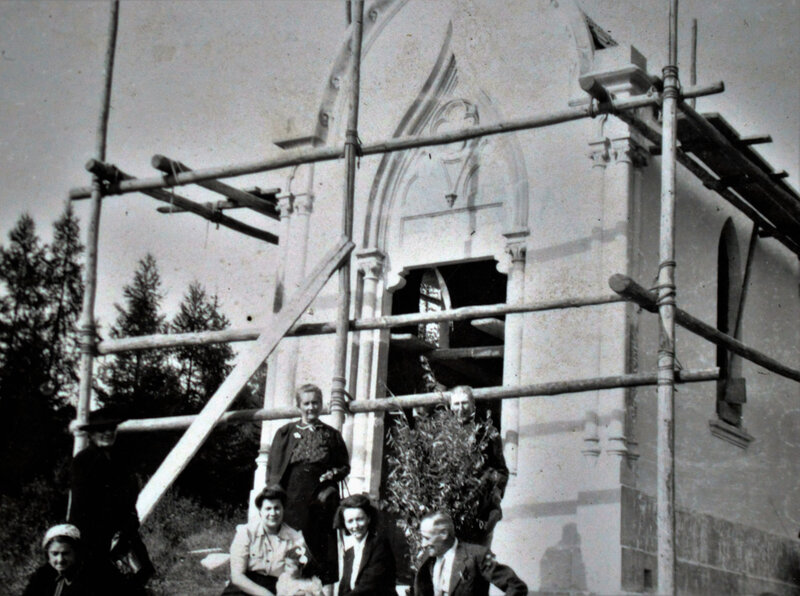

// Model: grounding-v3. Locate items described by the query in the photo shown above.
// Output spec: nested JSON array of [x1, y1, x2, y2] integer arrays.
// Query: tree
[[171, 282, 234, 412], [170, 281, 261, 506], [99, 254, 180, 418], [44, 205, 84, 403], [0, 214, 67, 488]]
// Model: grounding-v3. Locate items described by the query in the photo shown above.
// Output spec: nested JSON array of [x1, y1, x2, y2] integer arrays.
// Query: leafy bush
[[383, 407, 494, 568]]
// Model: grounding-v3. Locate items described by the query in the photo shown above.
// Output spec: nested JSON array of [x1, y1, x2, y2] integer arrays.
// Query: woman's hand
[[319, 470, 334, 482]]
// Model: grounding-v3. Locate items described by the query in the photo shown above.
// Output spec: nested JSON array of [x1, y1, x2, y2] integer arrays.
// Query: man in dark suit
[[412, 511, 527, 596]]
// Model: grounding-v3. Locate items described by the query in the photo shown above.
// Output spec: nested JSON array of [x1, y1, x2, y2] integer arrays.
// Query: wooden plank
[[151, 155, 279, 220], [390, 333, 434, 352], [136, 237, 354, 523], [118, 368, 719, 432], [67, 83, 724, 200], [85, 159, 279, 245], [97, 293, 625, 354], [427, 345, 503, 360], [471, 317, 505, 339], [610, 274, 800, 383]]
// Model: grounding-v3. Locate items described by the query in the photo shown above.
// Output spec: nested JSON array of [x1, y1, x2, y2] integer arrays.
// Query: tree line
[[0, 207, 262, 508]]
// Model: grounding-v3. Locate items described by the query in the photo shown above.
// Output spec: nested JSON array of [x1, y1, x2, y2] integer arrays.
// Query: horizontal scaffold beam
[[617, 109, 800, 256], [610, 274, 800, 383], [117, 368, 719, 433], [82, 159, 279, 245], [68, 82, 724, 200], [96, 293, 625, 354], [151, 155, 280, 220]]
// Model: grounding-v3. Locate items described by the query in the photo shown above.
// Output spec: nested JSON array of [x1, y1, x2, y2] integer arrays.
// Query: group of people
[[24, 382, 527, 595], [221, 383, 527, 595]]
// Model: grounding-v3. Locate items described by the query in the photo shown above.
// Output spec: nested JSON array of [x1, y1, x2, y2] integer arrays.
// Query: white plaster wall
[[631, 141, 800, 541]]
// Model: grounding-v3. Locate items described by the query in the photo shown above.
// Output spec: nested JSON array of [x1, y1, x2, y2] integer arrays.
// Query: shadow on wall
[[539, 522, 587, 591]]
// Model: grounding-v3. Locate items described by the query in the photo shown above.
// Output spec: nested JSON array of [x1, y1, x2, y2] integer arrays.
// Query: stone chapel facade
[[254, 1, 800, 592]]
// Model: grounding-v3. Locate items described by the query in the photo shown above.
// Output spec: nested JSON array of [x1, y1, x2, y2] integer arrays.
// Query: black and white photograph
[[1, 1, 798, 594]]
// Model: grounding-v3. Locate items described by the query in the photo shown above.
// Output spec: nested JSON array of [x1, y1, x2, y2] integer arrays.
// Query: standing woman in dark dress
[[68, 407, 154, 594], [267, 384, 350, 588]]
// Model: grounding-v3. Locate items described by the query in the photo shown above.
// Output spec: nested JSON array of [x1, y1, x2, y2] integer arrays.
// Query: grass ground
[[3, 484, 242, 596]]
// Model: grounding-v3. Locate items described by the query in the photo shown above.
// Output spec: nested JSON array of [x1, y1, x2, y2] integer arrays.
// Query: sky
[[0, 0, 798, 334]]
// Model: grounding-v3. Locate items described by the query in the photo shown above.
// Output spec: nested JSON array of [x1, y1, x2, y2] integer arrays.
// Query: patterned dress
[[267, 420, 350, 584]]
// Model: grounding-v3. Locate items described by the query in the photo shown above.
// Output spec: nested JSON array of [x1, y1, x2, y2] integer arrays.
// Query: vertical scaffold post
[[330, 0, 365, 430], [73, 0, 120, 455], [657, 0, 680, 593]]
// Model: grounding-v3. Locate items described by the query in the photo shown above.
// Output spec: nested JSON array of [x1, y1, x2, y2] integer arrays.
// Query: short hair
[[294, 383, 323, 407], [254, 485, 287, 508], [334, 493, 379, 534], [449, 385, 475, 404], [420, 510, 455, 537]]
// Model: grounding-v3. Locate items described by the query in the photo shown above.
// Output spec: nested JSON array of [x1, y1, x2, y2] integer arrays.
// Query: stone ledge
[[708, 418, 754, 449]]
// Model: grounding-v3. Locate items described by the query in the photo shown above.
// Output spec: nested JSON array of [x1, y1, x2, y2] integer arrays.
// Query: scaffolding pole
[[68, 83, 723, 201], [657, 1, 680, 591], [610, 274, 800, 383], [73, 0, 119, 455], [112, 368, 719, 433], [96, 293, 624, 354], [331, 0, 364, 431]]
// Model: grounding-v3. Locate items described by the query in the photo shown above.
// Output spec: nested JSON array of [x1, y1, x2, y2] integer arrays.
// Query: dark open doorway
[[379, 259, 507, 579]]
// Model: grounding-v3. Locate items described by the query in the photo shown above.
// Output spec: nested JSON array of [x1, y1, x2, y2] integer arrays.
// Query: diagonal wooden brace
[[136, 237, 354, 523]]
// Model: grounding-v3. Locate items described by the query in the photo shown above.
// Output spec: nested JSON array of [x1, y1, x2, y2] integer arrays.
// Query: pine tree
[[170, 281, 261, 506], [172, 282, 234, 412], [0, 214, 62, 488], [44, 205, 84, 403], [99, 254, 179, 417]]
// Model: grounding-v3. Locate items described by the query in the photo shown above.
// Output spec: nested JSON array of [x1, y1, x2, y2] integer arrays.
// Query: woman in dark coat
[[23, 524, 117, 596], [267, 384, 350, 586], [335, 494, 396, 596], [68, 407, 153, 593]]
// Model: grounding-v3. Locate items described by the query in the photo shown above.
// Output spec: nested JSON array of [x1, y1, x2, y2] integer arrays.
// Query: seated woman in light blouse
[[222, 486, 308, 596]]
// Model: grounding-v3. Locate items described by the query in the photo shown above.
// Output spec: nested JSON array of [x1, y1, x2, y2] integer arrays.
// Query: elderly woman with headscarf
[[222, 485, 310, 596], [266, 383, 350, 587], [23, 523, 108, 596]]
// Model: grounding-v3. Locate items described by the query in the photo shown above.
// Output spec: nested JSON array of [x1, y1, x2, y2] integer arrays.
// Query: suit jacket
[[412, 542, 527, 596], [338, 533, 396, 596]]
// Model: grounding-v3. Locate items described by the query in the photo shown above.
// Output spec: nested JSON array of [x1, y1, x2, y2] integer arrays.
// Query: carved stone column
[[583, 131, 610, 462], [602, 136, 648, 463], [500, 232, 527, 475], [349, 248, 386, 496]]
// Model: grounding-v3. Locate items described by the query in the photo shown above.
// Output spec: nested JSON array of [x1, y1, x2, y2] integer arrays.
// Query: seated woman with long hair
[[222, 486, 308, 596], [334, 494, 396, 596]]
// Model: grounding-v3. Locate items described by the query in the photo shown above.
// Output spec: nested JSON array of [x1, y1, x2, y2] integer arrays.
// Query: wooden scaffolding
[[68, 2, 800, 593]]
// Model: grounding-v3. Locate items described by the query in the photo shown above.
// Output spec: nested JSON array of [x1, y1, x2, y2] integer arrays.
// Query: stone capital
[[496, 230, 529, 274], [356, 248, 386, 281], [277, 194, 294, 218], [588, 137, 611, 168], [610, 136, 649, 168]]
